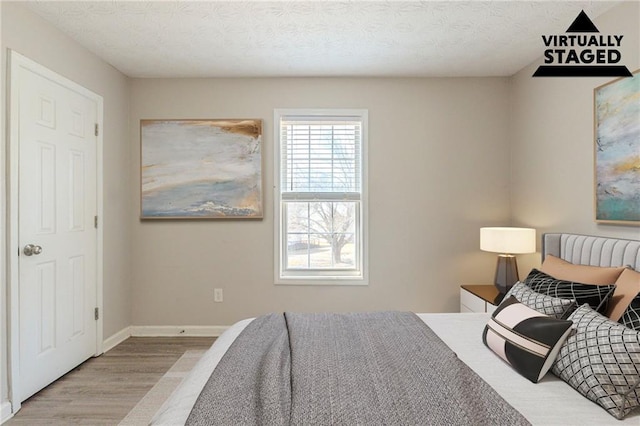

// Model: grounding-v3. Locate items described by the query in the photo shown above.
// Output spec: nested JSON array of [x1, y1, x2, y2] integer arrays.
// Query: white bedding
[[152, 313, 640, 425]]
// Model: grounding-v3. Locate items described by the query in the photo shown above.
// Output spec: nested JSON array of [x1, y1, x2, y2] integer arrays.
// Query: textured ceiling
[[24, 1, 621, 78]]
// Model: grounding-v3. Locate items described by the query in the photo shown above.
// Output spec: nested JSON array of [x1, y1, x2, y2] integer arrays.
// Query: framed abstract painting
[[140, 119, 263, 219], [594, 69, 640, 225]]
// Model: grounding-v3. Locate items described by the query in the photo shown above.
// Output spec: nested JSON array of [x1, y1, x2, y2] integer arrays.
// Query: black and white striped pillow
[[619, 294, 640, 331], [483, 296, 573, 383], [505, 282, 575, 319], [524, 269, 615, 314]]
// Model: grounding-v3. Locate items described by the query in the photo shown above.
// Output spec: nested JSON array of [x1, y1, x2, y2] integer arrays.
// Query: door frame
[[6, 50, 104, 413]]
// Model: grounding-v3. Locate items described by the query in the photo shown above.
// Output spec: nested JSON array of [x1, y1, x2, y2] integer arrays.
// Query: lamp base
[[494, 255, 519, 295]]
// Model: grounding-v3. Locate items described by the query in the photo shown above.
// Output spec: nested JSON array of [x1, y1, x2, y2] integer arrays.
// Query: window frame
[[274, 108, 368, 285]]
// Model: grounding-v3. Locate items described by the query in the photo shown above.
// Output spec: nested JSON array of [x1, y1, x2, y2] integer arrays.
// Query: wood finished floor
[[7, 337, 216, 425]]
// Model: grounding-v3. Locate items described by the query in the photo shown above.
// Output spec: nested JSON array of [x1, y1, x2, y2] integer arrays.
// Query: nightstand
[[460, 285, 504, 314]]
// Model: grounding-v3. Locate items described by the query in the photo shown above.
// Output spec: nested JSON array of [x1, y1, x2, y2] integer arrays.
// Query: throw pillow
[[552, 304, 640, 420], [524, 269, 615, 314], [541, 254, 625, 284], [482, 296, 573, 383], [505, 282, 575, 319], [619, 294, 640, 331], [608, 268, 640, 321]]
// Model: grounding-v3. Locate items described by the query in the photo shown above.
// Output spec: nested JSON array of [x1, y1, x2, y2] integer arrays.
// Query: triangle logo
[[566, 10, 599, 33], [533, 9, 632, 77]]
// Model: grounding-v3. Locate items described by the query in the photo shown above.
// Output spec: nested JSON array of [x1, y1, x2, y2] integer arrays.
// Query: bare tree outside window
[[286, 201, 356, 269]]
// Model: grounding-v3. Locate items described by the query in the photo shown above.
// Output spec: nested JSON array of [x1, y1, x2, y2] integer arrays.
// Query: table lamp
[[480, 227, 536, 294]]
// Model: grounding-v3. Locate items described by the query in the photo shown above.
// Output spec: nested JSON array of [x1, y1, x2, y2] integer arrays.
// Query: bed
[[152, 233, 640, 425]]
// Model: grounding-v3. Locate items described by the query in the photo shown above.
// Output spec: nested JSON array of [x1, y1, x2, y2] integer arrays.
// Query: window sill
[[275, 277, 368, 286]]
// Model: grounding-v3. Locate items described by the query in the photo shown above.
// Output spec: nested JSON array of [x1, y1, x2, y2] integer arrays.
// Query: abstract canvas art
[[594, 70, 640, 224], [141, 119, 263, 219]]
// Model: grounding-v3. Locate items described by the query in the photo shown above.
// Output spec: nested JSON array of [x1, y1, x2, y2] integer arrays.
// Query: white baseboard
[[130, 325, 228, 337], [102, 326, 132, 353], [1, 400, 13, 424]]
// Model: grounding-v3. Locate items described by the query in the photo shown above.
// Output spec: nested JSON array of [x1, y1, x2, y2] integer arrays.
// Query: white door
[[13, 54, 99, 402]]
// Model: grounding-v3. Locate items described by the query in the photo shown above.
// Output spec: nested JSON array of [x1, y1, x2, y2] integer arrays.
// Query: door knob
[[23, 244, 43, 256]]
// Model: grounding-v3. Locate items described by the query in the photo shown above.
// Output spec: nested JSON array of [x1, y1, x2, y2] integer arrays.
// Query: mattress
[[151, 313, 639, 425]]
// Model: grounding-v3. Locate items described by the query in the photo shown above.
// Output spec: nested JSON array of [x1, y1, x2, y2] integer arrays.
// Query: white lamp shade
[[480, 227, 536, 254]]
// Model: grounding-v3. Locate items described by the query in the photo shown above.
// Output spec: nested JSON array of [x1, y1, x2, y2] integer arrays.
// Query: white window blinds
[[280, 117, 362, 196]]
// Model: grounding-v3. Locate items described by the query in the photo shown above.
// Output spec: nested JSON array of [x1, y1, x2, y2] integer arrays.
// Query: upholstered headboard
[[542, 233, 640, 271]]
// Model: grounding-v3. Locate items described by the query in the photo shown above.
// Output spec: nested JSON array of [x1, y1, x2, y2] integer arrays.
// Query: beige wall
[[510, 0, 640, 267], [130, 77, 511, 326], [1, 2, 132, 403]]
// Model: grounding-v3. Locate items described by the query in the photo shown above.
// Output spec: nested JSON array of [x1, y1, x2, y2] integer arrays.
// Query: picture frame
[[140, 119, 263, 219], [594, 69, 640, 225]]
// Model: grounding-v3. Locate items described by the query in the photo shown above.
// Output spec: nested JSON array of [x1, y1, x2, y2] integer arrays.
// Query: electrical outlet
[[214, 288, 223, 303]]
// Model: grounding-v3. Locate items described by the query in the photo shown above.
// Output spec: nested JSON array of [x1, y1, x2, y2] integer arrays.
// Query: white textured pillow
[[552, 304, 640, 419], [504, 282, 575, 319]]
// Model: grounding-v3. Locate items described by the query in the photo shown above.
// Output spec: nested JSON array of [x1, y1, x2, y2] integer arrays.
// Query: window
[[274, 109, 367, 284]]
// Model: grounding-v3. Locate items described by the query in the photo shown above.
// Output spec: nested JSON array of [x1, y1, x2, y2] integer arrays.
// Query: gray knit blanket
[[186, 312, 530, 425]]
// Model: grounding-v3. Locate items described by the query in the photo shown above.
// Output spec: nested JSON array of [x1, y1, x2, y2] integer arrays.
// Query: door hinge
[[94, 307, 99, 321], [95, 123, 99, 137], [94, 216, 98, 228]]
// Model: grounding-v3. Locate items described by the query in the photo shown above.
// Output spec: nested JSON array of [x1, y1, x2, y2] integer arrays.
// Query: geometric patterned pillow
[[483, 296, 573, 383], [619, 294, 640, 331], [505, 281, 575, 319], [524, 269, 616, 314], [551, 304, 640, 419]]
